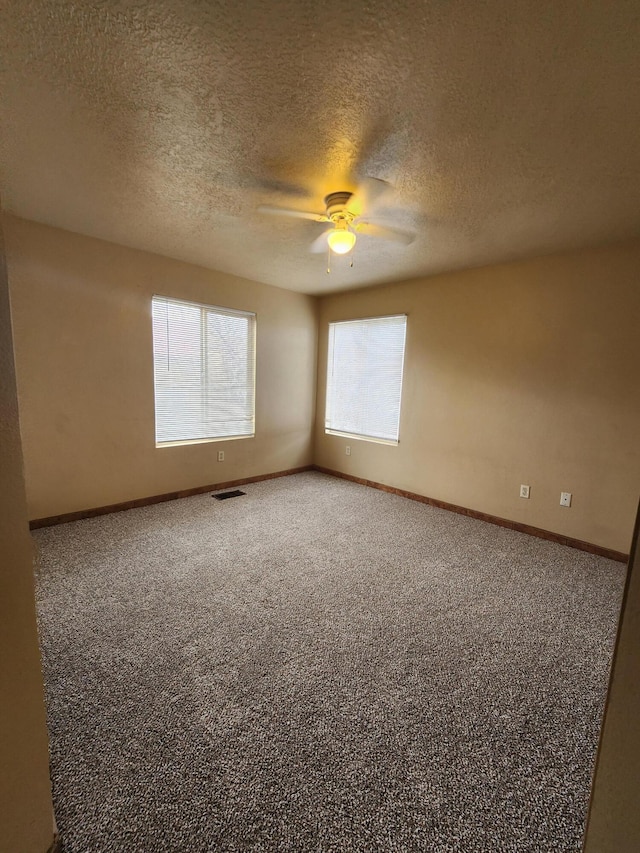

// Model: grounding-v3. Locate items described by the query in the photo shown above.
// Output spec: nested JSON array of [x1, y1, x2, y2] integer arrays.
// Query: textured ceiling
[[2, 1, 640, 295]]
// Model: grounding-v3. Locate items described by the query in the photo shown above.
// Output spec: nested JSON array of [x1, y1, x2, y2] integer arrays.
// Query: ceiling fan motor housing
[[324, 191, 353, 222]]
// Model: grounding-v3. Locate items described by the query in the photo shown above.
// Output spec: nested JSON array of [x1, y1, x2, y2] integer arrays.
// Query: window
[[325, 314, 407, 444], [152, 296, 256, 446]]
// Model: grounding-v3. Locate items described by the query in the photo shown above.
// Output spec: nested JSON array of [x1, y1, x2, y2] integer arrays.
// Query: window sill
[[156, 434, 255, 448], [325, 429, 398, 446]]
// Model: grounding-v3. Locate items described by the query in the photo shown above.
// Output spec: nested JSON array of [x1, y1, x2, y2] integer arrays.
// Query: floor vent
[[213, 490, 246, 501]]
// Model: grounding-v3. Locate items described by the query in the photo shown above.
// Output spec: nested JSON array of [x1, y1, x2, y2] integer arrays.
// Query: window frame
[[151, 294, 256, 448], [324, 313, 407, 446]]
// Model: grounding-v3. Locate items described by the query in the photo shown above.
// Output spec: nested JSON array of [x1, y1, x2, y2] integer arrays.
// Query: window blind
[[152, 296, 256, 445], [325, 314, 407, 443]]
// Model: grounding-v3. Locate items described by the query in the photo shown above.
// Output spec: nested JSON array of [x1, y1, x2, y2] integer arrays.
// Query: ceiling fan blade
[[310, 231, 330, 253], [355, 221, 415, 245], [257, 204, 328, 222], [252, 177, 311, 198], [346, 177, 391, 217]]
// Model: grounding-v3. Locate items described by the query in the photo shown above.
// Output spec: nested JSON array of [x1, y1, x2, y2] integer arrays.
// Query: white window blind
[[325, 315, 407, 443], [152, 296, 256, 446]]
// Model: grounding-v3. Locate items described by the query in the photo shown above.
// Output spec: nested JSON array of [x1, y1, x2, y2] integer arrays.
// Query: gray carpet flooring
[[33, 472, 625, 852]]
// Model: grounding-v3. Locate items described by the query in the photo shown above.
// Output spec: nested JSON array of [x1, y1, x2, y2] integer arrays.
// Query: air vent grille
[[213, 490, 246, 501]]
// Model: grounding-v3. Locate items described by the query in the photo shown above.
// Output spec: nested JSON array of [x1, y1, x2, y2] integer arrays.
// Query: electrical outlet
[[218, 450, 225, 462], [560, 491, 572, 507], [520, 484, 530, 499], [345, 446, 351, 456]]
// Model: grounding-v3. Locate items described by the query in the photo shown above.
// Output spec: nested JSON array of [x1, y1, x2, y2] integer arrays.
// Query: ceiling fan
[[257, 177, 415, 256]]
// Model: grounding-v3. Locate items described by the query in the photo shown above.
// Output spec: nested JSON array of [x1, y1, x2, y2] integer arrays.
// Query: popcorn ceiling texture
[[1, 0, 640, 294], [34, 472, 625, 851]]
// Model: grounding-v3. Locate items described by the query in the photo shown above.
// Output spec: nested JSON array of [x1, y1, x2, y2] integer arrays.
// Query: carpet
[[33, 472, 625, 852]]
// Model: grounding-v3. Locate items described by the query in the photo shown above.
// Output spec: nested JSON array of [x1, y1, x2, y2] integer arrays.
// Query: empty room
[[2, 1, 640, 852]]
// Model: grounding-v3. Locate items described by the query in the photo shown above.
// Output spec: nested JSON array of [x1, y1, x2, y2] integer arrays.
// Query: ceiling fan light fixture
[[327, 227, 356, 255]]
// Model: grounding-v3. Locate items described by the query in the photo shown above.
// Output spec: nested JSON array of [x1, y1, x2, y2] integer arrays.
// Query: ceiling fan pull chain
[[327, 245, 331, 275]]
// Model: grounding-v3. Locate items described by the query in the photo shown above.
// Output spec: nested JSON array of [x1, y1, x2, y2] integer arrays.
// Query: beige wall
[[315, 240, 640, 554], [3, 219, 640, 850], [584, 503, 640, 852], [6, 214, 639, 553], [0, 217, 55, 850], [4, 216, 317, 520]]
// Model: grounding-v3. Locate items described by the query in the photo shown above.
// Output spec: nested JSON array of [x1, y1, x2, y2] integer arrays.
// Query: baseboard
[[313, 466, 629, 564], [28, 463, 631, 563], [29, 466, 314, 529], [47, 832, 62, 853]]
